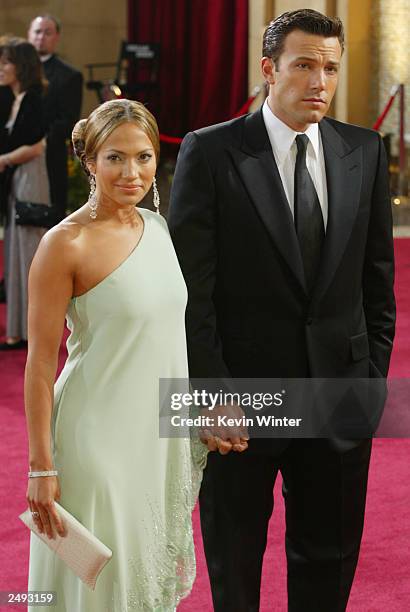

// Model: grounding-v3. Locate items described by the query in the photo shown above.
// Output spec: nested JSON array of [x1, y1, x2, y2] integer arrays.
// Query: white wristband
[[28, 470, 58, 478]]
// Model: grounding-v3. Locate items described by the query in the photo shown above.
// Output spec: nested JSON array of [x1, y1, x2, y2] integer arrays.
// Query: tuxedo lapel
[[313, 119, 363, 303], [229, 109, 307, 294], [227, 112, 363, 301]]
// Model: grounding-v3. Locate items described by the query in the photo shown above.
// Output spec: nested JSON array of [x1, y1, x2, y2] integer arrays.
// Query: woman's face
[[0, 54, 18, 90], [88, 122, 157, 209]]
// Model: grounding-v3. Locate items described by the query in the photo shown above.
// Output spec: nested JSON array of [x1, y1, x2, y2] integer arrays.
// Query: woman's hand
[[26, 476, 67, 539], [199, 404, 249, 454], [0, 154, 11, 173]]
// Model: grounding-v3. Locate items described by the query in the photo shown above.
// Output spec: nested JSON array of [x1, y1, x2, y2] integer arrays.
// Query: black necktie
[[294, 134, 325, 293]]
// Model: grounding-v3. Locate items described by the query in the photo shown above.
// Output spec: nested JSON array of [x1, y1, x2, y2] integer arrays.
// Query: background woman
[[25, 99, 205, 611], [0, 37, 49, 350]]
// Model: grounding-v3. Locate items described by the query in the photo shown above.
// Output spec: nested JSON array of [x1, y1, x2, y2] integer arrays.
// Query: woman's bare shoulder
[[34, 207, 90, 269]]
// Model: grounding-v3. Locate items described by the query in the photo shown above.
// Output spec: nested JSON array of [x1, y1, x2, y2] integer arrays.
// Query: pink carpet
[[1, 239, 409, 611]]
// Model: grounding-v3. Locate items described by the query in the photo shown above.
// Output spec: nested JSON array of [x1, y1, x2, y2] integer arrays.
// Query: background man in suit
[[28, 14, 83, 220], [168, 9, 395, 612]]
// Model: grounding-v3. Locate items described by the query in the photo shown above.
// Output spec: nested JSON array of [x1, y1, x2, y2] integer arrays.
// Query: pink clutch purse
[[19, 502, 113, 590]]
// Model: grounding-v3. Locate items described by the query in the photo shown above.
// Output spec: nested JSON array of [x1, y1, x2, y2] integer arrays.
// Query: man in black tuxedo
[[28, 14, 83, 220], [168, 9, 395, 612]]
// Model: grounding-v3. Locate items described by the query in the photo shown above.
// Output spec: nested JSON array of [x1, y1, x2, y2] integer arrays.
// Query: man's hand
[[199, 403, 249, 454]]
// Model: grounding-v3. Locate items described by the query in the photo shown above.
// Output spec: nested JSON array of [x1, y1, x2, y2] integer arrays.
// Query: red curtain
[[127, 0, 248, 139]]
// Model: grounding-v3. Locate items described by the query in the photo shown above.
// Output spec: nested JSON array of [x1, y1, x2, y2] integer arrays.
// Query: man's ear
[[261, 57, 276, 85]]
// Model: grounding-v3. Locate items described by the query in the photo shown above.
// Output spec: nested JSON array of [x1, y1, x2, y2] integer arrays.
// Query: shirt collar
[[40, 54, 53, 63], [262, 98, 320, 164]]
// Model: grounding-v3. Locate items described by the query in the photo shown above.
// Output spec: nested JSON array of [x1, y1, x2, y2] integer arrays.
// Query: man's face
[[261, 29, 342, 131], [28, 17, 60, 56]]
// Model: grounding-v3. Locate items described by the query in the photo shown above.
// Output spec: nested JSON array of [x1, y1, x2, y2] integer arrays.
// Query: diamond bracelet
[[28, 470, 58, 478]]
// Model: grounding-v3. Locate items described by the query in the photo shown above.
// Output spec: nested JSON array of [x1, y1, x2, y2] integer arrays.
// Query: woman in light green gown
[[24, 99, 206, 611]]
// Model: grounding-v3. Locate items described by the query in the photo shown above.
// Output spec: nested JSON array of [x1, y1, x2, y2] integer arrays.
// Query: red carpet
[[1, 239, 409, 611]]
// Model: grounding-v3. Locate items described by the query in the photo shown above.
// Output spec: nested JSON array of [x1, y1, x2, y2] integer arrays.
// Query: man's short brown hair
[[263, 9, 344, 66]]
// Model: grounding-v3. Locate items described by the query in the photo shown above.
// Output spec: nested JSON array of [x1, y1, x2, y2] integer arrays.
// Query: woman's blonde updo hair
[[72, 99, 160, 176]]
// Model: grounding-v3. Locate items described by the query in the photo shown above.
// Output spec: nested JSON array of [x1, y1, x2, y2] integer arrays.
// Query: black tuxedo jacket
[[168, 109, 395, 406], [42, 55, 83, 217]]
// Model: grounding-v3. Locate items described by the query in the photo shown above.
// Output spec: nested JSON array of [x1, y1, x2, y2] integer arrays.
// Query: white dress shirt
[[262, 98, 328, 230]]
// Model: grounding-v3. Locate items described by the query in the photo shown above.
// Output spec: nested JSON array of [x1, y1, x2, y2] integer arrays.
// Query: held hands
[[199, 404, 249, 455], [26, 476, 67, 539]]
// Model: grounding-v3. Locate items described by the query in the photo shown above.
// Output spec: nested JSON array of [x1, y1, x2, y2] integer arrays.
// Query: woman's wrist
[[28, 469, 58, 478], [29, 459, 54, 471]]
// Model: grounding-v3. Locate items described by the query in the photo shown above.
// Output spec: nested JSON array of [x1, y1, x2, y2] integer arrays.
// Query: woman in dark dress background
[[0, 37, 50, 350]]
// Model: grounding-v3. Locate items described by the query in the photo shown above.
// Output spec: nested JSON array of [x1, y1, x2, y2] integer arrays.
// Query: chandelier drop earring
[[88, 174, 98, 219], [152, 176, 160, 215]]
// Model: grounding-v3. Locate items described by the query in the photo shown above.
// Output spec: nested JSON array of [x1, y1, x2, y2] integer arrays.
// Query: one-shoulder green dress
[[28, 207, 206, 612]]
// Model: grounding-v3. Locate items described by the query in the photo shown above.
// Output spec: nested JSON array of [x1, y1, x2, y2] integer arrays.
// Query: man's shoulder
[[322, 116, 380, 146], [47, 55, 82, 79], [190, 113, 248, 148]]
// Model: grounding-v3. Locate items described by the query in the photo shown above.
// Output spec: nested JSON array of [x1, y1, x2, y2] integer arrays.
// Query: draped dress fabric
[[27, 207, 206, 611]]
